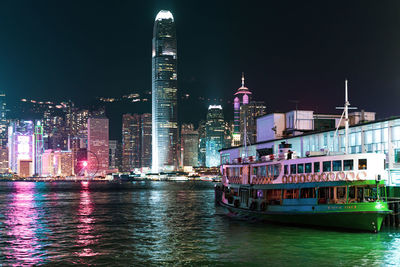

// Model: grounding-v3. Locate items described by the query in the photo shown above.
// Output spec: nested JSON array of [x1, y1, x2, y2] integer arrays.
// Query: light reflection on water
[[0, 181, 399, 265]]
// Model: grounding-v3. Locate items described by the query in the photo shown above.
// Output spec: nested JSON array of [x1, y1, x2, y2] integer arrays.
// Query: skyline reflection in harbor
[[0, 181, 400, 265]]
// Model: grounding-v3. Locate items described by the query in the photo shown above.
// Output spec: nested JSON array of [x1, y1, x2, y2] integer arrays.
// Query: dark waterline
[[0, 181, 399, 266]]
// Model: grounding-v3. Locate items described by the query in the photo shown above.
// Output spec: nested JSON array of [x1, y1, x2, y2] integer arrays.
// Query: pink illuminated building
[[87, 117, 109, 176], [233, 73, 252, 146]]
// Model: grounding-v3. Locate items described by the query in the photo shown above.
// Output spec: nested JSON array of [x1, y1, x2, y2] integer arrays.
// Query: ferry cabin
[[221, 153, 388, 212]]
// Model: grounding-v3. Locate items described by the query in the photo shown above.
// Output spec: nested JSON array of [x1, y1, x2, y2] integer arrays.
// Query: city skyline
[[0, 1, 399, 123]]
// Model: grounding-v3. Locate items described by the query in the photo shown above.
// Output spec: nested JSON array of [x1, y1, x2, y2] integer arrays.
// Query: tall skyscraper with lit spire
[[152, 10, 178, 172], [232, 73, 252, 146]]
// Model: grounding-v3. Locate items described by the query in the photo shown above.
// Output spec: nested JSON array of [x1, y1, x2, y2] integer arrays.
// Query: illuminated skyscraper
[[205, 105, 225, 167], [0, 92, 8, 147], [87, 117, 109, 176], [233, 73, 252, 146], [181, 124, 199, 167], [152, 10, 178, 172]]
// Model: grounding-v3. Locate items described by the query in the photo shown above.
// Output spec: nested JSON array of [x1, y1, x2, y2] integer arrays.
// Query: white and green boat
[[216, 144, 391, 232]]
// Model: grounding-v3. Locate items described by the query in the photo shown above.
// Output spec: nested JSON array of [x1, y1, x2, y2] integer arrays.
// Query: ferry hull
[[219, 202, 389, 232]]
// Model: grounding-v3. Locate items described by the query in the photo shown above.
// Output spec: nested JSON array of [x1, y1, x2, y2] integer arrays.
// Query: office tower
[[181, 124, 199, 167], [141, 113, 152, 168], [198, 121, 206, 167], [122, 114, 141, 171], [240, 101, 266, 144], [121, 113, 152, 171], [224, 121, 234, 149], [205, 105, 225, 167], [0, 147, 8, 173], [0, 92, 7, 147], [109, 140, 118, 170], [152, 10, 178, 172], [41, 150, 73, 177], [87, 117, 109, 176], [233, 74, 252, 146], [8, 120, 35, 177]]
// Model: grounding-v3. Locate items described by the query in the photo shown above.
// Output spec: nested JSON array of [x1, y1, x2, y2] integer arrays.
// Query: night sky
[[0, 1, 399, 139]]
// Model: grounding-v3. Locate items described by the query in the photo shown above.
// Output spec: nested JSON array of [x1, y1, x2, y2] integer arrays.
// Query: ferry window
[[297, 164, 304, 174], [358, 159, 367, 170], [305, 163, 312, 173], [290, 164, 297, 174], [268, 165, 273, 177], [332, 160, 342, 171], [314, 162, 320, 173], [253, 167, 257, 175], [284, 165, 288, 175], [284, 189, 299, 199], [337, 187, 346, 199], [344, 160, 354, 171], [261, 166, 267, 177], [323, 161, 331, 172], [349, 186, 355, 199], [300, 188, 315, 198], [273, 165, 280, 178]]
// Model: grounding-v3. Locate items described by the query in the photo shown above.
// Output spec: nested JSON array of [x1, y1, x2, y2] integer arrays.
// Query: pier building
[[220, 111, 400, 185]]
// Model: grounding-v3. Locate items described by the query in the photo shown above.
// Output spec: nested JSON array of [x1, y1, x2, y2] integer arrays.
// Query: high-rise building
[[240, 101, 266, 144], [152, 10, 178, 172], [205, 105, 225, 167], [0, 147, 8, 173], [141, 113, 152, 168], [197, 121, 206, 167], [109, 140, 118, 170], [0, 92, 8, 147], [121, 113, 152, 171], [181, 124, 199, 167], [8, 120, 35, 177], [87, 117, 109, 176], [122, 114, 141, 171], [233, 74, 252, 146]]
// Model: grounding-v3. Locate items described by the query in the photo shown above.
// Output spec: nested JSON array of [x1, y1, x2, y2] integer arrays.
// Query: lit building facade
[[198, 120, 206, 167], [0, 147, 8, 173], [220, 114, 400, 185], [233, 74, 252, 146], [109, 140, 118, 170], [181, 124, 199, 167], [152, 10, 178, 172], [206, 105, 225, 167], [8, 120, 35, 177], [240, 101, 266, 144], [0, 91, 8, 147], [141, 113, 152, 168], [122, 114, 141, 171], [87, 117, 109, 176], [41, 149, 73, 177]]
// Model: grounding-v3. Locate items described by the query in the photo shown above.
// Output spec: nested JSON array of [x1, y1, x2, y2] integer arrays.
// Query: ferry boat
[[215, 81, 391, 232]]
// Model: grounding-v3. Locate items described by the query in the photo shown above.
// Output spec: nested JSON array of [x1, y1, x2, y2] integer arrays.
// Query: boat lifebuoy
[[306, 174, 312, 182], [300, 174, 306, 183], [336, 172, 346, 181], [320, 173, 327, 182], [282, 175, 287, 183], [357, 171, 367, 180], [288, 175, 293, 183], [312, 174, 319, 182], [346, 171, 355, 181], [328, 172, 336, 181]]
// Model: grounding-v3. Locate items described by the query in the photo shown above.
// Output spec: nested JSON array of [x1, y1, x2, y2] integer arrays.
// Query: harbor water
[[0, 181, 400, 266]]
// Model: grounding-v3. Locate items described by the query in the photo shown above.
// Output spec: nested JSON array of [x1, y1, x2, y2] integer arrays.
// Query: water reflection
[[4, 182, 44, 265], [74, 181, 100, 258]]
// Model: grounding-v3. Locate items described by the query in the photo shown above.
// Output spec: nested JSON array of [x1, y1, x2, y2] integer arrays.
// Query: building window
[[332, 160, 342, 171], [344, 160, 354, 171], [323, 161, 331, 172], [395, 149, 400, 163], [358, 159, 367, 170], [284, 165, 288, 175]]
